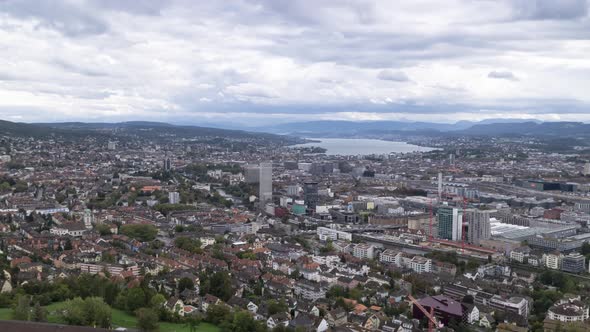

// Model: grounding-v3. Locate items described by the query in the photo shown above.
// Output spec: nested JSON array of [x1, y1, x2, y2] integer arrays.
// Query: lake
[[292, 138, 435, 155]]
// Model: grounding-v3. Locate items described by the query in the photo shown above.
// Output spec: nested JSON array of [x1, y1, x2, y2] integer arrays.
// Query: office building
[[303, 181, 319, 210], [465, 209, 492, 245], [259, 163, 273, 205], [584, 162, 590, 176], [287, 185, 299, 196], [107, 141, 117, 150], [244, 165, 260, 183], [561, 252, 586, 273], [169, 191, 180, 205], [437, 206, 463, 241]]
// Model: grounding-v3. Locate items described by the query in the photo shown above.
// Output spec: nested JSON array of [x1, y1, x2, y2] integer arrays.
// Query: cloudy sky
[[1, 0, 590, 126]]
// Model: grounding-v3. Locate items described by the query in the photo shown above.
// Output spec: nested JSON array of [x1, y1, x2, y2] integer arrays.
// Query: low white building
[[379, 249, 402, 266], [547, 296, 589, 323], [353, 243, 375, 260]]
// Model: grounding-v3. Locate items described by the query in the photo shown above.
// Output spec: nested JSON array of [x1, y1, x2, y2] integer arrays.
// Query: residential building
[[465, 209, 492, 245], [545, 252, 563, 270], [169, 191, 180, 204], [353, 243, 375, 260]]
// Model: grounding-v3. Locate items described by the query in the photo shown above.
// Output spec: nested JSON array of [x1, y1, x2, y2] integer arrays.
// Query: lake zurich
[[292, 138, 435, 155]]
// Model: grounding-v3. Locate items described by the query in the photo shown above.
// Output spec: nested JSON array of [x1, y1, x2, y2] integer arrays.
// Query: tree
[[232, 310, 257, 332], [64, 238, 73, 250], [208, 271, 233, 301], [13, 295, 30, 321], [31, 302, 46, 322], [126, 287, 147, 313], [136, 307, 159, 332], [174, 237, 202, 254], [120, 224, 158, 242], [185, 314, 202, 332], [96, 224, 112, 236], [178, 277, 195, 293], [205, 304, 231, 325], [267, 300, 288, 316], [61, 297, 112, 328], [150, 294, 166, 309]]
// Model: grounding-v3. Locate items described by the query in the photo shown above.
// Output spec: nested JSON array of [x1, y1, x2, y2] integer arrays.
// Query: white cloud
[[0, 0, 589, 124]]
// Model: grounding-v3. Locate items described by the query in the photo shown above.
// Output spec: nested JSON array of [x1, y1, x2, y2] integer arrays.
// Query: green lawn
[[0, 308, 11, 320], [0, 302, 219, 332]]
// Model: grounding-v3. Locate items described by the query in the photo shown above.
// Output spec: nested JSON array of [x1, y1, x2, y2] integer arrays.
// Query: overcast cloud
[[1, 0, 590, 125]]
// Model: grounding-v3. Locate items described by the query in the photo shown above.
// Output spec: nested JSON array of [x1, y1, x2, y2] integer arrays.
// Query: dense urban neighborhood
[[0, 121, 588, 332]]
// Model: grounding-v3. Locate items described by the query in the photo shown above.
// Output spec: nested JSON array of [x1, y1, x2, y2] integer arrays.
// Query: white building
[[409, 256, 432, 273], [317, 227, 352, 241], [510, 247, 530, 263], [545, 252, 563, 270], [547, 296, 589, 323], [169, 192, 180, 204], [353, 243, 375, 260], [379, 249, 402, 266]]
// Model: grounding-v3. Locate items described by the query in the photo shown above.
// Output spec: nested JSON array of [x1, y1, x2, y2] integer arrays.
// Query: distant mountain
[[459, 121, 590, 137], [253, 119, 544, 136], [0, 120, 300, 145], [0, 120, 59, 137]]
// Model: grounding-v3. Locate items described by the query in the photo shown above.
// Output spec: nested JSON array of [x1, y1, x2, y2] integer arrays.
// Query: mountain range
[[0, 119, 589, 141], [249, 119, 590, 138]]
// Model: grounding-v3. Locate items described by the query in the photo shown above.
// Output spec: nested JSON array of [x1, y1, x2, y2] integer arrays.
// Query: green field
[[0, 302, 219, 332]]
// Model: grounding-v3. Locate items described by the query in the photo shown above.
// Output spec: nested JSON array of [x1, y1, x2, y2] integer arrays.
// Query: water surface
[[292, 138, 435, 155]]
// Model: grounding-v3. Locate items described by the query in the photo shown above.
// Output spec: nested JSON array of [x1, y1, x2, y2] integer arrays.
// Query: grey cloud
[[0, 0, 108, 36], [377, 70, 410, 82], [513, 0, 588, 20], [488, 70, 519, 81]]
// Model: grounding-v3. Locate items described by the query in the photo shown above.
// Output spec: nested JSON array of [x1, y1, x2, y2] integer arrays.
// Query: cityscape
[[1, 1, 590, 332]]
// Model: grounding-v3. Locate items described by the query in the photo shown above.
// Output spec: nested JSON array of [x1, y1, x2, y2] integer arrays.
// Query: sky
[[1, 0, 590, 126]]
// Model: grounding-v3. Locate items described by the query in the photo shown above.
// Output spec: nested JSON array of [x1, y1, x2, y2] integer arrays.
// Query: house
[[183, 305, 199, 316], [289, 313, 328, 332], [201, 294, 221, 312], [165, 297, 185, 316], [325, 307, 348, 327], [267, 312, 290, 330], [361, 314, 381, 330], [179, 289, 200, 305], [247, 301, 259, 314], [463, 304, 479, 324], [479, 313, 495, 328]]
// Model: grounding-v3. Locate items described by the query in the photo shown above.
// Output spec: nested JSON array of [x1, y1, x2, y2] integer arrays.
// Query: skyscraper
[[465, 209, 492, 245], [303, 182, 319, 210], [437, 206, 462, 241], [259, 162, 272, 205], [584, 162, 590, 176]]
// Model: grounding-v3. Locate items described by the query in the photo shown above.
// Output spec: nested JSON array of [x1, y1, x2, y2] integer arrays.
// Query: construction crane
[[428, 198, 433, 241], [407, 294, 443, 332]]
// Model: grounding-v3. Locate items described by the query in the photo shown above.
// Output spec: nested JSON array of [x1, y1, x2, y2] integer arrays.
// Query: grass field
[[0, 302, 219, 332]]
